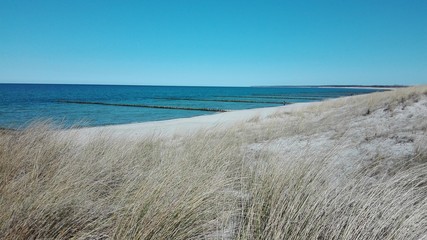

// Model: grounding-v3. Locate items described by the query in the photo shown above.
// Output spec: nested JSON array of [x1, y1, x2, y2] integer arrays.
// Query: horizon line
[[0, 82, 411, 88]]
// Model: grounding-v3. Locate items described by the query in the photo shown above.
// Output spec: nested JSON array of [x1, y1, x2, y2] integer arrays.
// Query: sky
[[0, 0, 426, 86]]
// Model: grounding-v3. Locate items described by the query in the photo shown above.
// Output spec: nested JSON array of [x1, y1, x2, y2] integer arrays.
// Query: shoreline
[[0, 85, 393, 131], [0, 102, 314, 133], [7, 93, 372, 136], [65, 101, 320, 140], [67, 89, 391, 135], [3, 88, 395, 135]]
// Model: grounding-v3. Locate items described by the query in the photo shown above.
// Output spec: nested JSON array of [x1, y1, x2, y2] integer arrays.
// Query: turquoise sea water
[[0, 84, 382, 129]]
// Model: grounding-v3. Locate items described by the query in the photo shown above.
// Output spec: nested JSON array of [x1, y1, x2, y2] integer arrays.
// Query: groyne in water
[[56, 100, 227, 112], [153, 97, 287, 104]]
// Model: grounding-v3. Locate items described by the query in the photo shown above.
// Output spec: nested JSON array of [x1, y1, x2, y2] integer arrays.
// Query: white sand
[[68, 102, 314, 140]]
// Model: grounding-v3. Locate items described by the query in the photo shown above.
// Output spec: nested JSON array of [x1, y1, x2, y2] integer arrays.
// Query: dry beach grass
[[0, 86, 426, 239]]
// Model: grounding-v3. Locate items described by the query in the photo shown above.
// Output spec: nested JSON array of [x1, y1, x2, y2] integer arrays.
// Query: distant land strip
[[252, 85, 402, 88], [56, 100, 227, 112], [154, 97, 287, 104]]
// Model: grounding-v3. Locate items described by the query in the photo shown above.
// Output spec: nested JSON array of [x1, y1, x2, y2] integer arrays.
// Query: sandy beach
[[67, 90, 368, 140], [69, 101, 312, 139]]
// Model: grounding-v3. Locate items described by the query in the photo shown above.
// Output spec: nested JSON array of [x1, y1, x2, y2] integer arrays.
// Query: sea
[[0, 84, 383, 129]]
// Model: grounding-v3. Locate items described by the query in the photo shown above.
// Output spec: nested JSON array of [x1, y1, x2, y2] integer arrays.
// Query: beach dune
[[1, 86, 426, 239]]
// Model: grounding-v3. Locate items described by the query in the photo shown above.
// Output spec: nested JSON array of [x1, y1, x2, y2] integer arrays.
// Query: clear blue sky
[[0, 0, 426, 86]]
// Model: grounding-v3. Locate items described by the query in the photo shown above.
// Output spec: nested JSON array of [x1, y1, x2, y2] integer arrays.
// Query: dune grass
[[0, 87, 426, 239]]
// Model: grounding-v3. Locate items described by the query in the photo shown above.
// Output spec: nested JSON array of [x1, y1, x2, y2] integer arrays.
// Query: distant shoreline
[[315, 86, 396, 90], [253, 85, 407, 90]]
